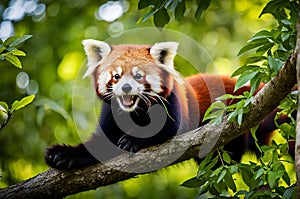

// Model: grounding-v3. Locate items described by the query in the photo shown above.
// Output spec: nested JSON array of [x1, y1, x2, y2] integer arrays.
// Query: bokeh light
[[96, 1, 129, 22], [0, 0, 46, 41]]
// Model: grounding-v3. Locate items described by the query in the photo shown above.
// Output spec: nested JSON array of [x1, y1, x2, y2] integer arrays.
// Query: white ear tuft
[[150, 42, 179, 67], [82, 39, 111, 78]]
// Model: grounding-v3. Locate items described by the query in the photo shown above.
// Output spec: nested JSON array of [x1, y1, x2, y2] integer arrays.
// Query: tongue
[[122, 96, 133, 106]]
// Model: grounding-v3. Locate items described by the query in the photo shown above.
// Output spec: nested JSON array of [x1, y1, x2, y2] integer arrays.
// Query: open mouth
[[116, 95, 140, 111]]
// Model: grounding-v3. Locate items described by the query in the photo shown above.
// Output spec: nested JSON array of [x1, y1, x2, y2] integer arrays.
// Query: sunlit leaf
[[5, 54, 22, 68], [11, 95, 35, 112], [10, 49, 26, 56], [0, 46, 5, 54], [0, 102, 9, 111]]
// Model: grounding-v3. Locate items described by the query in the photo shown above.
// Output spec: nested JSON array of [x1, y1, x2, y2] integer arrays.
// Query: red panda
[[45, 40, 289, 170]]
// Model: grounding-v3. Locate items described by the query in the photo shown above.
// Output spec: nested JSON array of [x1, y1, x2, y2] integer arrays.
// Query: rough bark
[[295, 10, 300, 199], [0, 53, 296, 199]]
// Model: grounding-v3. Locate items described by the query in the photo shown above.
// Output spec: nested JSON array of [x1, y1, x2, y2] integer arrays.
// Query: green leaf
[[166, 0, 178, 12], [0, 102, 9, 112], [237, 41, 269, 56], [195, 0, 212, 20], [153, 7, 170, 28], [174, 0, 185, 21], [181, 177, 203, 188], [234, 71, 258, 91], [10, 49, 26, 56], [247, 30, 273, 42], [211, 166, 223, 177], [217, 170, 227, 183], [268, 56, 284, 73], [138, 0, 154, 9], [224, 171, 236, 192], [267, 171, 282, 189], [11, 95, 35, 112], [231, 65, 261, 77], [203, 101, 226, 117], [229, 165, 238, 174], [5, 54, 22, 68], [0, 46, 6, 54], [203, 101, 226, 124], [259, 0, 289, 18], [216, 94, 245, 101], [282, 185, 295, 199], [254, 168, 264, 180], [237, 109, 243, 125], [4, 35, 33, 47], [222, 151, 231, 164], [249, 74, 262, 95], [255, 42, 274, 53], [246, 56, 267, 64], [141, 7, 159, 23]]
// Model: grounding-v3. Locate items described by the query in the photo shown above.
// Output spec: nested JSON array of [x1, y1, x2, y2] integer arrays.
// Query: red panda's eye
[[135, 73, 143, 80], [114, 74, 120, 80]]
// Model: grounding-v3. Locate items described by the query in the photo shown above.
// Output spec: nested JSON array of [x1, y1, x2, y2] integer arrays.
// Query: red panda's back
[[185, 74, 244, 122]]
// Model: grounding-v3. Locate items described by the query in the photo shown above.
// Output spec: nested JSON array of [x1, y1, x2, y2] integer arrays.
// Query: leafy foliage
[[182, 144, 296, 198], [183, 0, 298, 198], [204, 0, 298, 126], [0, 34, 34, 131], [0, 95, 35, 131], [138, 0, 212, 27], [0, 35, 32, 68]]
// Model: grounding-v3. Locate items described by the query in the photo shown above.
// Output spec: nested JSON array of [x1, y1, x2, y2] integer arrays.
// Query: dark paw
[[118, 135, 140, 153], [45, 144, 78, 170]]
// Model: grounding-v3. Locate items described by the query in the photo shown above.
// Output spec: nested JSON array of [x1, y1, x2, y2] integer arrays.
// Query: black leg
[[45, 143, 99, 170]]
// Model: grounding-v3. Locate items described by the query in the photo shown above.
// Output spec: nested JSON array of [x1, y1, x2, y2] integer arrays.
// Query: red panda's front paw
[[118, 135, 140, 153], [45, 144, 78, 170]]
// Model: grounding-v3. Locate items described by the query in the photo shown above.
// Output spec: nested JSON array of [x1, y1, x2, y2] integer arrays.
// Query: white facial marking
[[146, 74, 162, 93], [97, 71, 111, 93], [117, 66, 122, 75], [132, 66, 139, 75]]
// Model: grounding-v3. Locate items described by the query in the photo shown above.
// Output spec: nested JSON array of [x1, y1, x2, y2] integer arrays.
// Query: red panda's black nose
[[122, 83, 132, 93]]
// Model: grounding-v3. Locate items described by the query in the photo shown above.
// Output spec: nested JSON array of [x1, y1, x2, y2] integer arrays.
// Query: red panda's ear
[[150, 42, 179, 67], [82, 39, 111, 78]]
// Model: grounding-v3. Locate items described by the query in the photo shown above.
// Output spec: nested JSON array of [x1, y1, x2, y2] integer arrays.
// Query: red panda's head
[[82, 40, 182, 112]]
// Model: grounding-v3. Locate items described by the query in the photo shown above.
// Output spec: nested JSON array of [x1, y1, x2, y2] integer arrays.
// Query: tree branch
[[0, 53, 296, 199]]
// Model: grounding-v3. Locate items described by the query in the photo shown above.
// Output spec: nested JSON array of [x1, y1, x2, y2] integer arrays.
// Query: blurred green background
[[0, 0, 277, 198]]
